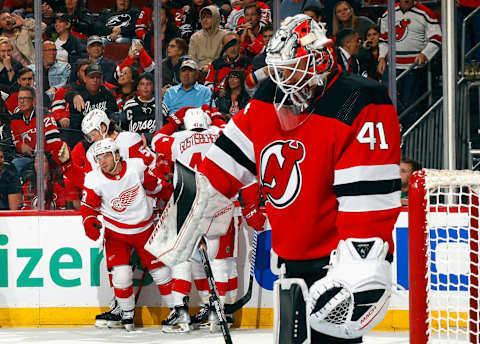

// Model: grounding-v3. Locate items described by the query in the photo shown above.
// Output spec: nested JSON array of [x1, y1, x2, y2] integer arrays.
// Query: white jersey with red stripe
[[85, 131, 156, 172], [378, 2, 442, 69], [82, 159, 163, 235]]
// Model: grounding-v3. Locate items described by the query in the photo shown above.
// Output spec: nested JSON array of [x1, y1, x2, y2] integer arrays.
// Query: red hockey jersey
[[199, 72, 401, 260]]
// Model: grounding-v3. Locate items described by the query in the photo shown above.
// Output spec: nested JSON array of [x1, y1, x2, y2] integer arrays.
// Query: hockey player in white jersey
[[58, 109, 167, 327], [151, 107, 239, 332], [81, 138, 173, 331]]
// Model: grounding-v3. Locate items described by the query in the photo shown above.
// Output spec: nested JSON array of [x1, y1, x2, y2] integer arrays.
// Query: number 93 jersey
[[199, 72, 402, 261]]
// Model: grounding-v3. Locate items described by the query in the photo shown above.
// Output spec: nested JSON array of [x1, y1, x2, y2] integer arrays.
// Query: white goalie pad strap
[[274, 278, 311, 344], [145, 161, 234, 267], [307, 237, 392, 339]]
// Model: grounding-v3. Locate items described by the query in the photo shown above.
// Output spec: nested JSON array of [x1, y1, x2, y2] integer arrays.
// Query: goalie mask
[[184, 108, 211, 131], [92, 138, 120, 173], [265, 14, 335, 130], [82, 109, 110, 142]]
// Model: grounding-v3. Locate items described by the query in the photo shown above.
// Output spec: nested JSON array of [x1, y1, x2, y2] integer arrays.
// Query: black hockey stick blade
[[135, 269, 148, 303], [224, 275, 253, 314]]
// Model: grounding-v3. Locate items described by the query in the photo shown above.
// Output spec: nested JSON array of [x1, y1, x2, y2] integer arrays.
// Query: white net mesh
[[423, 169, 480, 343]]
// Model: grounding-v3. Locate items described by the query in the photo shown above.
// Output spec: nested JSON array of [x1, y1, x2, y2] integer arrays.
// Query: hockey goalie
[[146, 14, 401, 344]]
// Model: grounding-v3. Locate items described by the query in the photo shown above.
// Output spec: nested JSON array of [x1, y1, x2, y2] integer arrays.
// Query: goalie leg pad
[[274, 278, 311, 344], [307, 237, 392, 339], [145, 161, 234, 267]]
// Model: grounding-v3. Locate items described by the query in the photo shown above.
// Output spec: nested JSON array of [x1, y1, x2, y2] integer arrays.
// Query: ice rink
[[0, 327, 410, 344]]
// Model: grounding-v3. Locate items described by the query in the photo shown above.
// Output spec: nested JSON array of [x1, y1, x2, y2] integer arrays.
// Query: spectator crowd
[[0, 0, 476, 211]]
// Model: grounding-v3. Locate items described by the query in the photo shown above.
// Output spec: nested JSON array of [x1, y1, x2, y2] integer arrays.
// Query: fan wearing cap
[[54, 13, 87, 65], [64, 63, 118, 148], [163, 59, 213, 114], [84, 35, 117, 85]]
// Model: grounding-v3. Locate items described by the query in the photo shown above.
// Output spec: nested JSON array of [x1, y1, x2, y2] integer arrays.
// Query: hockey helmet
[[184, 108, 212, 131], [82, 109, 110, 141], [93, 138, 119, 159]]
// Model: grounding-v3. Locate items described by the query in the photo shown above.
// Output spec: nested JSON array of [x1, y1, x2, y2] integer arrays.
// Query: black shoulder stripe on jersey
[[312, 73, 392, 126], [174, 161, 197, 234], [215, 134, 257, 176], [431, 40, 442, 48], [333, 179, 401, 197], [45, 132, 61, 141]]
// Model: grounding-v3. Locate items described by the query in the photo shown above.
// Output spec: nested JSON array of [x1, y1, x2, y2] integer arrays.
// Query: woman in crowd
[[215, 69, 250, 120], [112, 65, 139, 110], [332, 0, 374, 39], [53, 0, 94, 39], [357, 25, 382, 81], [162, 37, 188, 88]]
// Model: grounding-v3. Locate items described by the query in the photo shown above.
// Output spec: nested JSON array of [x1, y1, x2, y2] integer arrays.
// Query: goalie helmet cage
[[409, 169, 480, 344]]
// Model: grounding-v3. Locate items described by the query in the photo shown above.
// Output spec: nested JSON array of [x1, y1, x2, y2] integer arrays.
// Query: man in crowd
[[5, 67, 33, 114], [28, 40, 71, 101], [54, 13, 87, 66], [82, 35, 117, 85], [239, 4, 264, 59], [65, 64, 117, 148], [336, 28, 363, 75], [0, 37, 22, 90], [400, 157, 422, 206], [10, 86, 63, 173], [163, 59, 213, 114]]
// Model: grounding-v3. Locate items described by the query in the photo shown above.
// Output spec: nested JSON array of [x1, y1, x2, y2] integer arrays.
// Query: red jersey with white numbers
[[199, 72, 402, 260], [82, 159, 163, 235]]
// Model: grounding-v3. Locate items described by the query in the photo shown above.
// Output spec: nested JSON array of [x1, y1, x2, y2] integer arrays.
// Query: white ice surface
[[0, 327, 410, 344]]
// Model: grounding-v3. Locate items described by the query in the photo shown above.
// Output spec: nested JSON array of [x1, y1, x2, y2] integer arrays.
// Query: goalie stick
[[224, 229, 258, 314], [199, 239, 233, 344]]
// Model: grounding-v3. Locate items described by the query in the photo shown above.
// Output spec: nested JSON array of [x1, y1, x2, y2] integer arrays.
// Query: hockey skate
[[94, 298, 123, 328], [121, 309, 135, 332], [192, 303, 234, 332], [161, 296, 191, 333]]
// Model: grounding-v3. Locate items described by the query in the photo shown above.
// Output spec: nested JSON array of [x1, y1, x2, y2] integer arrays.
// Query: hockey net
[[409, 169, 480, 344]]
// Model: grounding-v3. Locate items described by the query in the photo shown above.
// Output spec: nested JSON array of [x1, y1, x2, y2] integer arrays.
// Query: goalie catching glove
[[307, 237, 392, 339]]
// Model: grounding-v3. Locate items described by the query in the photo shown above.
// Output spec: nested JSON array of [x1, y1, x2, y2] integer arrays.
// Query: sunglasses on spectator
[[18, 96, 33, 101]]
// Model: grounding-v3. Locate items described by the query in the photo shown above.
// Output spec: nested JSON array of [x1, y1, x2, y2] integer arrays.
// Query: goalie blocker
[[274, 238, 393, 344]]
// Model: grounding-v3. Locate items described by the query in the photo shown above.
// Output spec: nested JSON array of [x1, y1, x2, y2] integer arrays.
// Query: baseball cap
[[54, 13, 72, 23], [180, 59, 198, 71], [87, 35, 104, 47], [85, 64, 103, 76]]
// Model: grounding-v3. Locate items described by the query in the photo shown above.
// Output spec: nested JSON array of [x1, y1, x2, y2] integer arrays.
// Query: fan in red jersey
[[146, 14, 401, 344], [81, 138, 173, 331]]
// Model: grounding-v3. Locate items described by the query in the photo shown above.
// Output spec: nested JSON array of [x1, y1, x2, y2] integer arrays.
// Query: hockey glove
[[239, 183, 266, 231], [167, 106, 193, 129], [57, 142, 71, 164], [83, 216, 102, 241]]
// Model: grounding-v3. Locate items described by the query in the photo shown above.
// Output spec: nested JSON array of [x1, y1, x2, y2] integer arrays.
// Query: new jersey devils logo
[[259, 140, 305, 209], [395, 19, 411, 41], [111, 183, 140, 212]]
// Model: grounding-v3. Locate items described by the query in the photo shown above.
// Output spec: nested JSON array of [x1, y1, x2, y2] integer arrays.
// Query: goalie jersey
[[199, 73, 402, 261]]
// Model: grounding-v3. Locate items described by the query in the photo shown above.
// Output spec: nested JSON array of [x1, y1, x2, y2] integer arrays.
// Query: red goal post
[[409, 169, 480, 344]]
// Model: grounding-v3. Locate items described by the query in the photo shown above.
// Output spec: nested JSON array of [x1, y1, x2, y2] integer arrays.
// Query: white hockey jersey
[[86, 131, 156, 172], [378, 2, 442, 69], [151, 127, 221, 170], [82, 159, 163, 235]]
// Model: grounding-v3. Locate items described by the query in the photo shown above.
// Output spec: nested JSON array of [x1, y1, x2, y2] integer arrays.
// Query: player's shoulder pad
[[311, 73, 392, 126], [126, 157, 148, 174], [83, 168, 101, 188]]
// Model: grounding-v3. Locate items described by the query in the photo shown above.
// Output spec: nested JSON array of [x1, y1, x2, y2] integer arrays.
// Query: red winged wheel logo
[[111, 183, 140, 212]]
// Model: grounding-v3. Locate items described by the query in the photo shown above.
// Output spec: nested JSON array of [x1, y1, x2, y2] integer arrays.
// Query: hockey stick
[[199, 239, 233, 344], [135, 269, 148, 303], [224, 229, 258, 315]]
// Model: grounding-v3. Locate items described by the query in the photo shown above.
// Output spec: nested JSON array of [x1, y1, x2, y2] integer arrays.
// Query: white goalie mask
[[82, 109, 110, 142], [92, 138, 120, 172], [184, 108, 211, 131], [266, 14, 336, 130]]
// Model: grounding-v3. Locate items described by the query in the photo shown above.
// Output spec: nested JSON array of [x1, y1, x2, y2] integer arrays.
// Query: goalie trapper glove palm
[[307, 238, 392, 339]]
